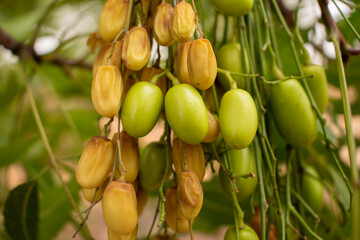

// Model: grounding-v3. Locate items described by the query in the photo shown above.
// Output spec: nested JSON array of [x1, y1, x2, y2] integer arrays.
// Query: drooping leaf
[[3, 180, 39, 240]]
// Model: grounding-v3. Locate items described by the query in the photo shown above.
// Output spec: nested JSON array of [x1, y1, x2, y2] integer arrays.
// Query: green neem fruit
[[217, 43, 246, 90], [139, 142, 167, 190], [165, 84, 208, 144], [224, 224, 259, 240], [269, 79, 317, 147], [121, 81, 163, 138], [219, 89, 257, 149], [210, 0, 254, 17], [219, 146, 257, 201], [302, 64, 328, 113], [301, 166, 323, 212]]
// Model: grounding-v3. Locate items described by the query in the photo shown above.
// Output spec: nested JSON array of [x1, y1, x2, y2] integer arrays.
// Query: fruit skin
[[76, 136, 115, 188], [91, 65, 123, 118], [269, 79, 317, 147], [139, 142, 167, 190], [121, 81, 163, 138], [99, 0, 129, 42], [178, 171, 204, 220], [210, 0, 254, 17], [153, 3, 175, 46], [170, 1, 196, 42], [82, 178, 108, 203], [172, 138, 205, 181], [188, 39, 218, 90], [219, 89, 257, 149], [102, 181, 138, 235], [112, 131, 139, 183], [102, 41, 123, 68], [216, 43, 246, 90], [203, 111, 220, 143], [302, 64, 328, 113], [165, 84, 209, 144], [165, 186, 190, 233], [219, 146, 257, 200], [122, 26, 151, 71], [224, 224, 259, 240], [301, 166, 323, 212], [108, 225, 137, 240], [174, 41, 192, 85]]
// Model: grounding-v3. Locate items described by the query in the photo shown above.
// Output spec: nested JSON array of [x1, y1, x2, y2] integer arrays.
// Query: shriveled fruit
[[172, 138, 205, 181], [301, 166, 323, 212], [219, 146, 257, 200], [99, 0, 129, 42], [203, 111, 220, 143], [76, 136, 114, 188], [82, 178, 108, 203], [216, 43, 246, 90], [153, 3, 175, 46], [139, 142, 167, 190], [170, 1, 196, 42], [112, 131, 139, 183], [121, 81, 163, 138], [224, 224, 259, 240], [91, 65, 123, 117], [102, 181, 137, 235], [108, 225, 137, 240], [102, 41, 123, 68], [219, 89, 257, 149], [93, 45, 110, 77], [178, 171, 203, 220], [122, 26, 151, 71], [165, 84, 208, 144], [174, 41, 192, 85], [165, 186, 190, 233], [250, 208, 278, 240], [302, 64, 328, 113], [210, 0, 254, 17], [269, 79, 317, 147], [188, 38, 217, 90]]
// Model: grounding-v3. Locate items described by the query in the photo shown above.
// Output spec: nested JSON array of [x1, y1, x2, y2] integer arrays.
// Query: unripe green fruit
[[301, 166, 323, 213], [224, 224, 259, 240]]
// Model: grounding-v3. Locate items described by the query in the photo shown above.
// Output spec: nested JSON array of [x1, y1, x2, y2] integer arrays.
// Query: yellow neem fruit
[[82, 178, 108, 203], [76, 136, 115, 188], [122, 26, 151, 71], [108, 223, 137, 240], [91, 65, 123, 117], [99, 0, 129, 42], [172, 138, 205, 181], [178, 171, 203, 220], [188, 38, 217, 90], [103, 181, 138, 235], [165, 186, 190, 233], [153, 3, 174, 46], [170, 1, 196, 42], [203, 110, 220, 143], [92, 45, 110, 77], [112, 131, 140, 183], [102, 41, 123, 68], [174, 41, 192, 85]]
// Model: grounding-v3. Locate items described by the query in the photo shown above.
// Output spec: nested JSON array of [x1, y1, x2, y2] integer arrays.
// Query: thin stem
[[191, 0, 204, 38], [189, 220, 194, 240], [126, 0, 134, 33], [146, 197, 161, 240], [106, 28, 126, 65], [262, 74, 314, 84], [331, 0, 360, 41], [291, 189, 320, 221], [217, 67, 259, 77], [164, 69, 180, 86]]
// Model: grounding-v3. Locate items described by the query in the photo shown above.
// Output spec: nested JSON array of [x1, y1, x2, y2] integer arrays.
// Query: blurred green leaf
[[3, 180, 39, 240]]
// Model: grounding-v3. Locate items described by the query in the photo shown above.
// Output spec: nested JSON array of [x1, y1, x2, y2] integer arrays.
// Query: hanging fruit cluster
[[73, 0, 345, 239]]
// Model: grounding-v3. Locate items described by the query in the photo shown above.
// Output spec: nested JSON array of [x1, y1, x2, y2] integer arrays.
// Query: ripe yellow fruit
[[178, 171, 203, 220], [112, 131, 140, 183], [172, 138, 205, 181], [76, 136, 115, 188], [99, 0, 129, 42], [174, 41, 192, 85], [102, 181, 138, 235], [203, 111, 220, 143], [153, 3, 175, 46], [108, 224, 137, 240], [122, 26, 151, 71], [102, 41, 123, 68], [165, 186, 190, 233], [170, 1, 196, 42], [91, 65, 123, 117], [188, 38, 217, 90]]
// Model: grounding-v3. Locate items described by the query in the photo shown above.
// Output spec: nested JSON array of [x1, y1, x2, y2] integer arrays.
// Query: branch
[[0, 28, 91, 69]]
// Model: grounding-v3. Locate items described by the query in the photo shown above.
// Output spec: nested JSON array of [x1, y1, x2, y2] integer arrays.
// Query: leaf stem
[[331, 0, 360, 41]]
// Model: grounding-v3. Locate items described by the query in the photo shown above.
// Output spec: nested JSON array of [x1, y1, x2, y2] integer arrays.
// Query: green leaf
[[39, 177, 80, 240], [3, 180, 39, 240]]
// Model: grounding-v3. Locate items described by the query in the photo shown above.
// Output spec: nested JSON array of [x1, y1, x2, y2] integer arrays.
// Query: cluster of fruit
[[75, 0, 329, 239]]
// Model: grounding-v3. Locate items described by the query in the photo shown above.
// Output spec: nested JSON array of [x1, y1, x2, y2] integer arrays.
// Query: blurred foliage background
[[0, 0, 359, 239]]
